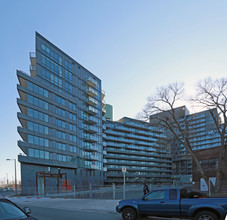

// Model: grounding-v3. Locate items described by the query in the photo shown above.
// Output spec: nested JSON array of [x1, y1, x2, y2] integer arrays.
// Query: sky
[[0, 0, 227, 184]]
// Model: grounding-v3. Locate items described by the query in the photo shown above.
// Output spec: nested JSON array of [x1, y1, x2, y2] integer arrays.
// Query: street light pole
[[6, 159, 17, 194]]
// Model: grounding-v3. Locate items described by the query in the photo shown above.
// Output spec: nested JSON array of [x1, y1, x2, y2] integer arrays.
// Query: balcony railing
[[86, 77, 97, 88], [88, 106, 98, 115], [86, 97, 98, 106], [84, 154, 99, 161], [29, 52, 36, 66], [83, 144, 99, 152], [101, 90, 105, 100], [83, 134, 98, 142], [30, 65, 36, 71], [86, 87, 98, 97], [29, 52, 36, 58]]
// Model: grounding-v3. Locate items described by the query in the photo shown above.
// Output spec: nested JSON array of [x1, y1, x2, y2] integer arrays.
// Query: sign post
[[122, 167, 126, 199]]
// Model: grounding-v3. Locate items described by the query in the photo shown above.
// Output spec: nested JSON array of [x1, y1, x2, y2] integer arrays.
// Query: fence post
[[113, 183, 115, 200], [123, 172, 125, 199], [90, 183, 92, 198], [74, 184, 76, 199]]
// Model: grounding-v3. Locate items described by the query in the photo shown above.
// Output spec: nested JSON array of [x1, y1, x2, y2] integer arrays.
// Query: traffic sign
[[122, 167, 127, 173]]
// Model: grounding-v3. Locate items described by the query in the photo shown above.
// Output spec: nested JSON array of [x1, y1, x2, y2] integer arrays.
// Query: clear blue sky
[[0, 0, 227, 183]]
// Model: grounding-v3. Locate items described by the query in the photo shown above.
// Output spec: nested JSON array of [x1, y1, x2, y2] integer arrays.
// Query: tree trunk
[[215, 171, 222, 193], [214, 134, 225, 193]]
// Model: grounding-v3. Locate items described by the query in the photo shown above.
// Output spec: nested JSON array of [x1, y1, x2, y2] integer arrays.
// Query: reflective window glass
[[0, 200, 27, 219]]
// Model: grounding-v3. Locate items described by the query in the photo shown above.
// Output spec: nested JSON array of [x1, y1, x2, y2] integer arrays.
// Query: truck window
[[146, 190, 165, 200], [169, 189, 177, 200]]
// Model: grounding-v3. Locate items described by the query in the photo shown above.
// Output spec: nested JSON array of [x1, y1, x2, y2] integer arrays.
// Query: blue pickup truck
[[116, 188, 227, 220]]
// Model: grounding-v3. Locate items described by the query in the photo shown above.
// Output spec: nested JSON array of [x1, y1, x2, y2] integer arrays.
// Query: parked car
[[116, 188, 227, 220], [0, 198, 38, 220]]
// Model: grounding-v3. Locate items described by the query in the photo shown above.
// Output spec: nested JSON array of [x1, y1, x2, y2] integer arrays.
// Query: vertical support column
[[36, 173, 38, 196], [65, 173, 68, 194], [14, 159, 17, 195], [208, 178, 211, 197], [113, 182, 115, 200], [44, 175, 46, 196]]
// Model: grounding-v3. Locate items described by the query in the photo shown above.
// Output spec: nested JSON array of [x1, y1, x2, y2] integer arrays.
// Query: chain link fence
[[19, 183, 175, 199]]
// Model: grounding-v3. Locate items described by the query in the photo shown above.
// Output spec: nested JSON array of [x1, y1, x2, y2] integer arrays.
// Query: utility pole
[[6, 159, 17, 194], [6, 173, 8, 188]]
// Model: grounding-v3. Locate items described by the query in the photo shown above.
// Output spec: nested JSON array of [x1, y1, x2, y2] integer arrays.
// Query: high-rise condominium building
[[17, 33, 105, 194], [150, 106, 222, 185], [103, 117, 172, 185]]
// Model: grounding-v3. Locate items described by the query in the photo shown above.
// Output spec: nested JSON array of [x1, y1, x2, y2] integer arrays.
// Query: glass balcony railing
[[86, 77, 98, 88], [103, 150, 107, 155], [84, 154, 99, 161], [30, 65, 36, 71], [88, 106, 98, 115], [83, 115, 98, 125], [83, 134, 98, 142], [86, 87, 98, 97], [101, 90, 105, 100], [86, 97, 98, 106]]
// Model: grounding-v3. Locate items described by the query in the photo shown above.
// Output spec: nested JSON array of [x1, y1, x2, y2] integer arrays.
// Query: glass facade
[[17, 33, 104, 191]]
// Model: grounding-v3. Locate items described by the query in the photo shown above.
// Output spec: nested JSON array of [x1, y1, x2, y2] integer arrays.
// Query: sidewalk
[[8, 196, 119, 214]]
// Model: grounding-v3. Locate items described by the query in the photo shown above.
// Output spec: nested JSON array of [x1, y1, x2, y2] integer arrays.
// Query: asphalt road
[[25, 205, 174, 220], [16, 200, 173, 220]]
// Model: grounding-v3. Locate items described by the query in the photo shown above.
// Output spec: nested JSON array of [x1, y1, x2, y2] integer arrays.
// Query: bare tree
[[193, 77, 227, 192], [137, 82, 210, 187]]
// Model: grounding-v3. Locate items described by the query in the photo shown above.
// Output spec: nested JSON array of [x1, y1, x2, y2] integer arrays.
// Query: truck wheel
[[122, 208, 137, 220], [194, 211, 218, 220]]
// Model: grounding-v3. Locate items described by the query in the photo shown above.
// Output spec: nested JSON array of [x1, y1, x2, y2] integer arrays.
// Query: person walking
[[143, 183, 149, 195]]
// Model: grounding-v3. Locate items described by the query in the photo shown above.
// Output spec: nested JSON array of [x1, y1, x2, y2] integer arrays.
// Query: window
[[56, 142, 66, 151], [56, 131, 66, 139], [27, 95, 48, 110], [69, 102, 76, 110], [0, 200, 27, 219], [28, 135, 49, 147], [169, 189, 177, 200], [65, 82, 72, 93], [27, 81, 48, 97], [42, 55, 62, 77], [145, 190, 165, 200], [45, 151, 49, 159], [41, 43, 62, 64], [199, 159, 218, 170], [35, 150, 39, 158], [69, 113, 76, 121], [28, 148, 34, 157], [56, 96, 65, 105], [40, 150, 45, 159], [69, 134, 76, 143], [69, 123, 76, 131], [65, 59, 72, 71], [27, 121, 48, 134], [42, 68, 62, 88], [56, 119, 66, 128], [65, 71, 72, 82], [56, 107, 66, 117]]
